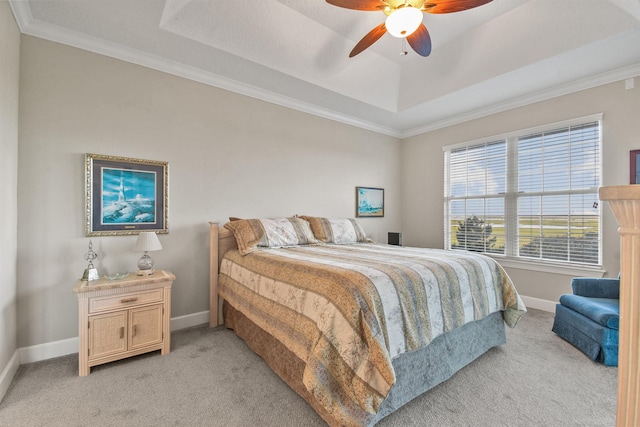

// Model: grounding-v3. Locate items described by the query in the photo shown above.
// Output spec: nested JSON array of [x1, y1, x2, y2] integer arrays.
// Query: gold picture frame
[[85, 153, 169, 236]]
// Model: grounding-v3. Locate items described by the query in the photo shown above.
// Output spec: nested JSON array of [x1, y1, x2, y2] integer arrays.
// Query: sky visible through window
[[449, 126, 599, 215]]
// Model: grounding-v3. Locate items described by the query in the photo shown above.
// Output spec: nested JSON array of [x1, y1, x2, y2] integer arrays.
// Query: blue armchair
[[552, 276, 619, 366]]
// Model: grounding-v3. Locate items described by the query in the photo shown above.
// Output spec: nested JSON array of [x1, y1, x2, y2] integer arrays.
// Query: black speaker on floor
[[388, 232, 402, 246]]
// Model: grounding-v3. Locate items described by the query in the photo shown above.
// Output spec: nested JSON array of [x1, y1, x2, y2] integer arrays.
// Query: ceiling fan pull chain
[[401, 37, 408, 56]]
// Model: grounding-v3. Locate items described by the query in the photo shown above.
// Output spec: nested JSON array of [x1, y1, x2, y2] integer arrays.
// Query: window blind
[[445, 140, 506, 254], [515, 121, 600, 264], [444, 116, 601, 267]]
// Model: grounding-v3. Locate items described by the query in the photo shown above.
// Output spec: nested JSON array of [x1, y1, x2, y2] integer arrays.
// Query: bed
[[209, 217, 526, 427]]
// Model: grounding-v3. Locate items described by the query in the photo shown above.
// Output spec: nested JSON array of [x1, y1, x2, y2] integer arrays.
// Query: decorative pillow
[[300, 216, 368, 244], [224, 217, 318, 255]]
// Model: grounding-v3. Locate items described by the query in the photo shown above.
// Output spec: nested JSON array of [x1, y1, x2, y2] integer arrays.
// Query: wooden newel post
[[599, 185, 640, 427]]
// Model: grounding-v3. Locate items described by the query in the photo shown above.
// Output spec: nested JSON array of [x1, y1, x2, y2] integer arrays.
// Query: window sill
[[486, 255, 606, 277]]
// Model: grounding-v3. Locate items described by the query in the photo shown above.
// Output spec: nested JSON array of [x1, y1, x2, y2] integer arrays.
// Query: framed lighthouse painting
[[85, 154, 169, 236]]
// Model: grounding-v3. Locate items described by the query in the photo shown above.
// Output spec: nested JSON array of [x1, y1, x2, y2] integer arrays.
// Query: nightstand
[[73, 270, 175, 376]]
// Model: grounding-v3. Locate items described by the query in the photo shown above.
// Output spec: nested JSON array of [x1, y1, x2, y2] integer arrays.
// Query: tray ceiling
[[10, 0, 640, 137]]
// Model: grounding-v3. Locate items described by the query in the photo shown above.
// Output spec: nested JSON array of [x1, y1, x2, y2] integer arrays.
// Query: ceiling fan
[[326, 0, 492, 58]]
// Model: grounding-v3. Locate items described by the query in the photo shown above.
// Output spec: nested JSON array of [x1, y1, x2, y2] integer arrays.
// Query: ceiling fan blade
[[421, 0, 492, 14], [349, 23, 387, 57], [407, 23, 432, 56], [326, 0, 388, 11]]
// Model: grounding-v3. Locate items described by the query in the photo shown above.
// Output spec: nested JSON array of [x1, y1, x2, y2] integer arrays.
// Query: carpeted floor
[[0, 308, 617, 426]]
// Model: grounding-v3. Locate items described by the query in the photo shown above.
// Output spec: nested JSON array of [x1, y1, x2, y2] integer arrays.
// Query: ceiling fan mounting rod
[[384, 0, 417, 16]]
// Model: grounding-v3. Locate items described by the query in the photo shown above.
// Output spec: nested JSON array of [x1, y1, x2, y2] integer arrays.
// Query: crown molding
[[9, 0, 639, 141], [400, 63, 640, 138], [9, 1, 402, 138], [8, 0, 30, 33]]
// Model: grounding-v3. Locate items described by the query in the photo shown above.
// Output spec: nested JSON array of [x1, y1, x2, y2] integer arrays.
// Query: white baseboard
[[19, 336, 78, 364], [520, 295, 556, 313], [5, 297, 555, 399], [170, 310, 210, 331], [0, 350, 20, 403], [17, 310, 211, 366], [11, 298, 556, 366]]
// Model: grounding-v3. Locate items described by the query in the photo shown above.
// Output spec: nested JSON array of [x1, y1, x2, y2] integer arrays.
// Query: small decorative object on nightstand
[[134, 231, 162, 276], [73, 270, 175, 376], [81, 240, 100, 281]]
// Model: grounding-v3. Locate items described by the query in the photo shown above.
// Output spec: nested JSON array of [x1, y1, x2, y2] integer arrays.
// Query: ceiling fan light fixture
[[385, 6, 423, 38]]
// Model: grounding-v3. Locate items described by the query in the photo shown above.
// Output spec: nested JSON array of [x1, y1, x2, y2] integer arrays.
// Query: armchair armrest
[[571, 277, 620, 299]]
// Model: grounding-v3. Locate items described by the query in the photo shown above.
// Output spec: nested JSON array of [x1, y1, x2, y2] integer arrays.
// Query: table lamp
[[134, 231, 162, 275]]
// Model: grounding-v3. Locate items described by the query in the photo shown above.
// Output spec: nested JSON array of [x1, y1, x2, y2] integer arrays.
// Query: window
[[444, 115, 602, 268]]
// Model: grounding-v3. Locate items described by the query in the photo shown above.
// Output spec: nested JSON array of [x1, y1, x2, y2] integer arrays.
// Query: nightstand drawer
[[89, 289, 163, 313]]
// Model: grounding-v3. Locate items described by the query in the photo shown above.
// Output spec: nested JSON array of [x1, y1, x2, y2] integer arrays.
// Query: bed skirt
[[223, 301, 506, 426]]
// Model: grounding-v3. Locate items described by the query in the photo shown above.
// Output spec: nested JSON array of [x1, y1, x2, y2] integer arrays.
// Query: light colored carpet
[[0, 309, 617, 426]]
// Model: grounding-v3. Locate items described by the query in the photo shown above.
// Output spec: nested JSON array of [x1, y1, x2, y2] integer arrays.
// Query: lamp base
[[82, 268, 99, 281], [136, 269, 155, 276]]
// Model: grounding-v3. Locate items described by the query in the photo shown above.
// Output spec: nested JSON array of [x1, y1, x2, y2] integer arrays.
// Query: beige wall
[[16, 36, 401, 348], [10, 24, 640, 351], [401, 80, 640, 303], [0, 1, 20, 396]]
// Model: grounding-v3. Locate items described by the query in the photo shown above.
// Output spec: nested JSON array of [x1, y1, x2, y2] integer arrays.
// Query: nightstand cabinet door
[[89, 312, 127, 361], [129, 304, 163, 350]]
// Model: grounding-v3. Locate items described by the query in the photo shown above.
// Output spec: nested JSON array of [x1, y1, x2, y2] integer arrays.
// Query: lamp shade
[[385, 6, 423, 38], [134, 232, 163, 252]]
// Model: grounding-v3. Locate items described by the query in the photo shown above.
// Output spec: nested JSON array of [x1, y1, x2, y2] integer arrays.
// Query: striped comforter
[[218, 243, 526, 426]]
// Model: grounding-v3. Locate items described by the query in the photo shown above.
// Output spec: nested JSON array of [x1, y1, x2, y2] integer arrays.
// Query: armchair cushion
[[571, 277, 620, 299], [558, 294, 619, 330], [553, 275, 620, 366]]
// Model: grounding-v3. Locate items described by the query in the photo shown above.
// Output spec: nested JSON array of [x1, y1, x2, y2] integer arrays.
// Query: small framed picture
[[85, 153, 169, 236], [356, 186, 384, 218], [631, 149, 640, 184]]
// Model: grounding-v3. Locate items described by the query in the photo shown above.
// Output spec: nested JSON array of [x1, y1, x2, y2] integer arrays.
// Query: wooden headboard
[[209, 221, 237, 326]]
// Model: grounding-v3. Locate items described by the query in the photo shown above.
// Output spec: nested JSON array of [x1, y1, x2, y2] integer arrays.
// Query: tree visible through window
[[444, 116, 601, 267], [453, 215, 497, 253]]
